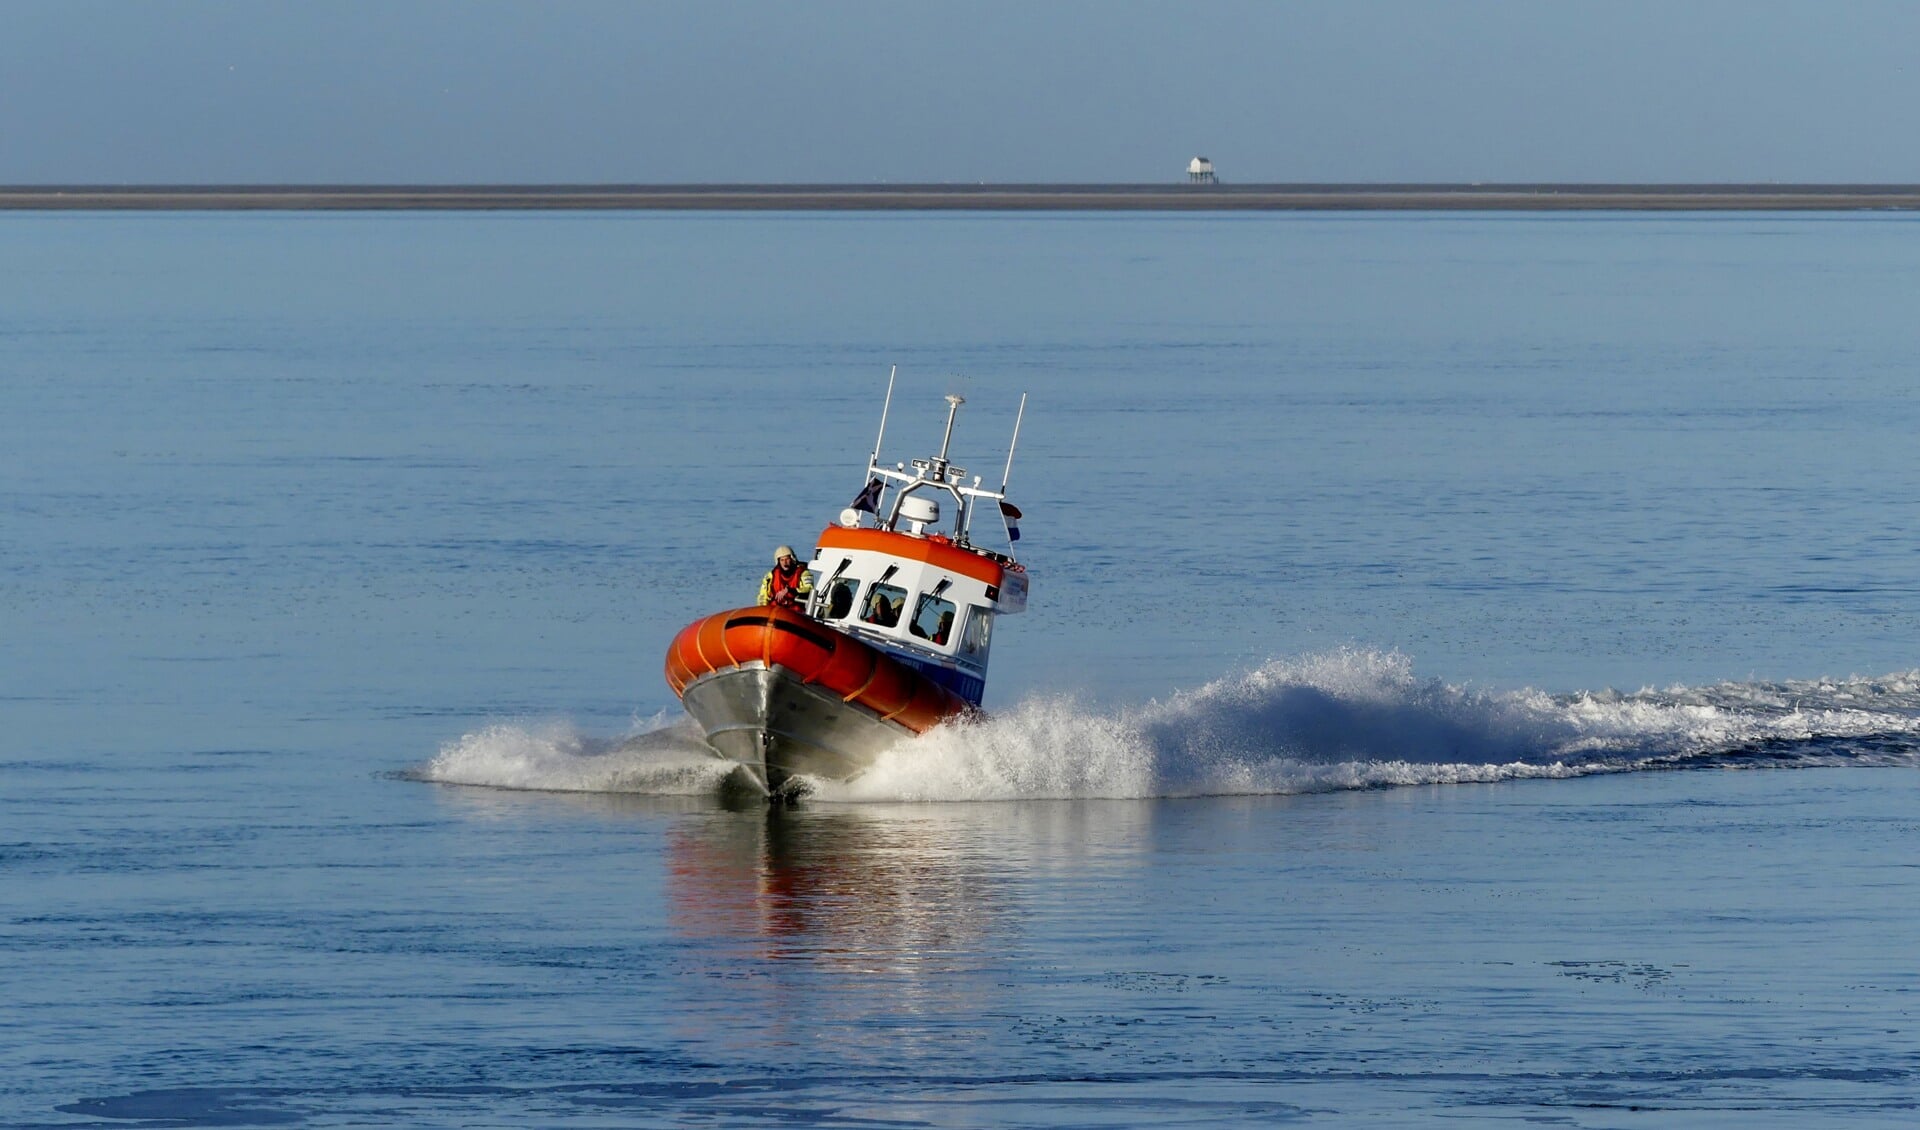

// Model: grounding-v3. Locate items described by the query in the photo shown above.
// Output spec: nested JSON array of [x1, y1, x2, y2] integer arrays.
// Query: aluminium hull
[[679, 662, 919, 793]]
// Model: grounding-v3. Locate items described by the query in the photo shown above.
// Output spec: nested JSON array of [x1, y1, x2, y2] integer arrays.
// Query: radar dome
[[898, 496, 940, 525]]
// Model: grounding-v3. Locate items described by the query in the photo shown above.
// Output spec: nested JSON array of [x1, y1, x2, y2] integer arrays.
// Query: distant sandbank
[[8, 184, 1920, 211]]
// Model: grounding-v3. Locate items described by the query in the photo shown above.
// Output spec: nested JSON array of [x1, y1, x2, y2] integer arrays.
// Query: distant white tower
[[1187, 156, 1217, 184]]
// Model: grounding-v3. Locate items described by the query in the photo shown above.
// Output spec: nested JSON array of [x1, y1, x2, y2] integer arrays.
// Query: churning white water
[[417, 649, 1920, 801]]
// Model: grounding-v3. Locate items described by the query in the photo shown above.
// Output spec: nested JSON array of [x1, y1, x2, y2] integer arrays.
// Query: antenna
[[868, 365, 896, 476], [936, 393, 965, 465], [1000, 392, 1028, 492]]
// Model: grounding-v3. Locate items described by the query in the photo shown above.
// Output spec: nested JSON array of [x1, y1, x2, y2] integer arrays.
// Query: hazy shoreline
[[10, 183, 1920, 211]]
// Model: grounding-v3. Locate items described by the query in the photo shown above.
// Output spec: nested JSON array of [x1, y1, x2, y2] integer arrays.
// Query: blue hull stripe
[[893, 654, 986, 706]]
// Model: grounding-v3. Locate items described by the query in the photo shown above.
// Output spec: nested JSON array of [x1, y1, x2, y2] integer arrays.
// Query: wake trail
[[411, 649, 1920, 802]]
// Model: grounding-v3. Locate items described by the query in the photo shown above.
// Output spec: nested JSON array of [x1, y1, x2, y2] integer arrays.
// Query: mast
[[931, 393, 964, 480], [860, 376, 1024, 555]]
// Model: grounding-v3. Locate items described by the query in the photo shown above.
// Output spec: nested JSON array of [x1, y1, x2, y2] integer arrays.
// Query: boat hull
[[664, 605, 973, 793], [679, 663, 917, 792]]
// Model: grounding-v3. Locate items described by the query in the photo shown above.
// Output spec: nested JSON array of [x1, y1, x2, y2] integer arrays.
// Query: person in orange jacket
[[757, 545, 814, 609]]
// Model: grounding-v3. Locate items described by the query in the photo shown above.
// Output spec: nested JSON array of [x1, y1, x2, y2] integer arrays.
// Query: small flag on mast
[[849, 478, 885, 514], [999, 500, 1022, 542]]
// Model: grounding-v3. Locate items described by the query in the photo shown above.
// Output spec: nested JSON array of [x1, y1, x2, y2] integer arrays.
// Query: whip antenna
[[868, 365, 896, 476], [1000, 392, 1028, 492]]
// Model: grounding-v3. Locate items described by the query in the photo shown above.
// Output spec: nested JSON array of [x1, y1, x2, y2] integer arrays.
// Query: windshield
[[910, 593, 958, 645], [960, 609, 992, 658], [861, 583, 906, 628], [820, 576, 858, 620]]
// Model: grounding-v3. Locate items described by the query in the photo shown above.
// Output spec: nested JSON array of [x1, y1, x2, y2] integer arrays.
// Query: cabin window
[[909, 593, 958, 646], [960, 608, 993, 657], [861, 582, 907, 628], [821, 576, 858, 620]]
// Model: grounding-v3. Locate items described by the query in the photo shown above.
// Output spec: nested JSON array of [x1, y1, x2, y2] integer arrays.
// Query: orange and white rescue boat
[[665, 378, 1029, 796]]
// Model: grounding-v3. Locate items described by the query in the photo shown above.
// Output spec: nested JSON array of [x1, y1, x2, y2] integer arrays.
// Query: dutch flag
[[999, 500, 1022, 543]]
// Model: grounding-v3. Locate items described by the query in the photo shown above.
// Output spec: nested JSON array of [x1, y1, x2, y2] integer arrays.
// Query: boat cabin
[[800, 391, 1028, 706]]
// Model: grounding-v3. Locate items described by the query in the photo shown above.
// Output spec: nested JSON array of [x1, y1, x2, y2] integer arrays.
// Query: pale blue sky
[[5, 0, 1918, 184]]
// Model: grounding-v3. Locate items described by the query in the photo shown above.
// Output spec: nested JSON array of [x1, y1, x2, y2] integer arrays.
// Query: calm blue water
[[5, 211, 1920, 1126]]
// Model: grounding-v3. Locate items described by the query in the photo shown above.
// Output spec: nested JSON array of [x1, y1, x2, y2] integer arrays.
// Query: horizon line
[[10, 182, 1920, 212]]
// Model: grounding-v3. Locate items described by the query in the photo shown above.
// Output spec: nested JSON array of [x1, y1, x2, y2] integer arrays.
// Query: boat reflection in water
[[660, 804, 1041, 1062], [666, 805, 1009, 965], [425, 783, 1164, 1068]]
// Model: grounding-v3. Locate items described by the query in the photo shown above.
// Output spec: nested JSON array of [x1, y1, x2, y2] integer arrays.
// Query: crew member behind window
[[864, 585, 905, 627], [757, 545, 814, 609]]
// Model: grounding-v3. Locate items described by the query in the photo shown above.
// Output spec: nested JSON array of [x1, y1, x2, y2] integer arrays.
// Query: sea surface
[[5, 210, 1920, 1127]]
